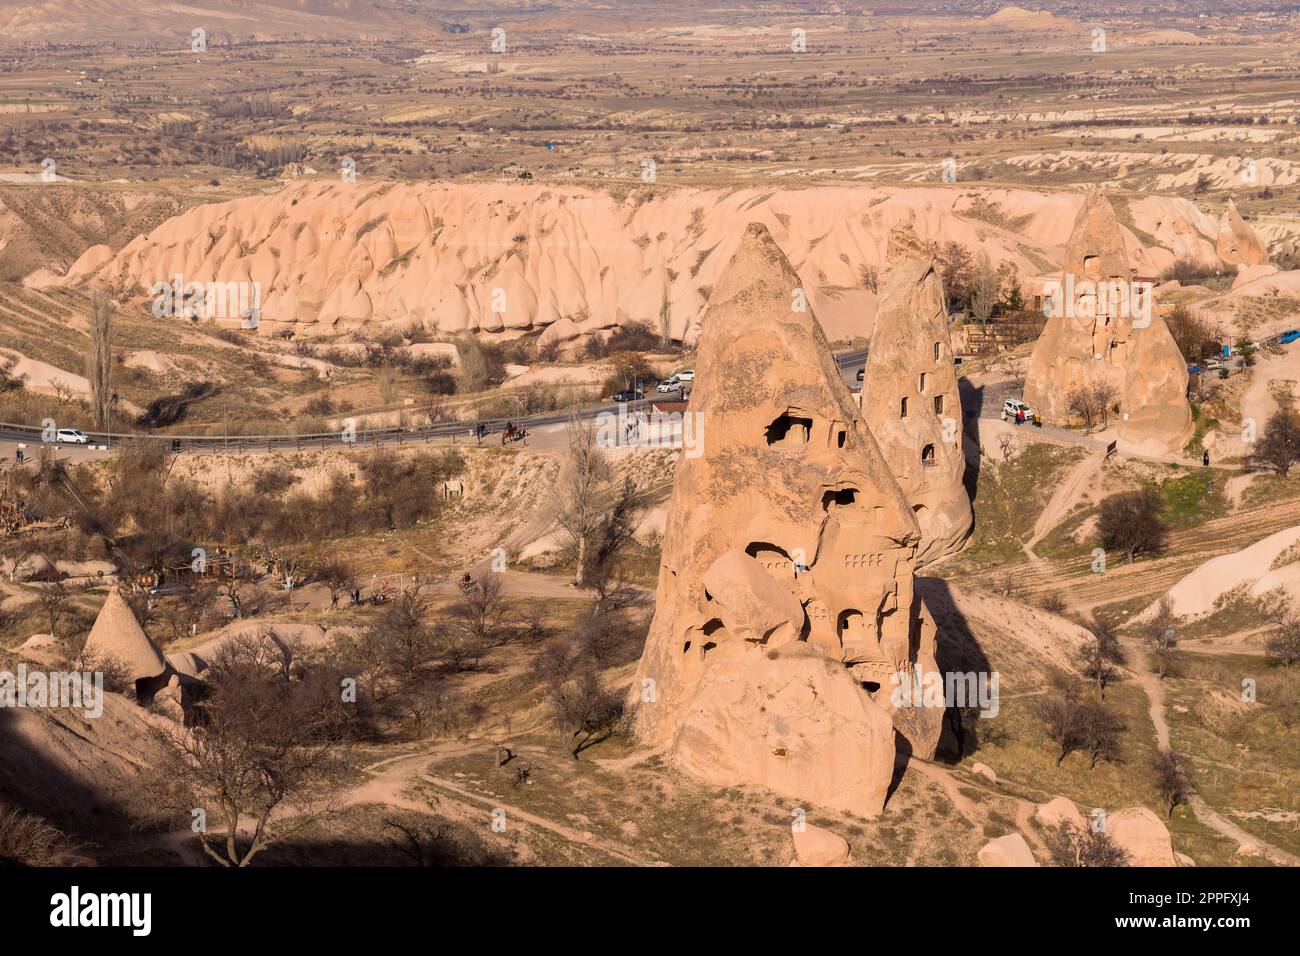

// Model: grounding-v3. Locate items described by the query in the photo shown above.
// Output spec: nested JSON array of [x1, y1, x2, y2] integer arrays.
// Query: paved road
[[0, 349, 869, 461]]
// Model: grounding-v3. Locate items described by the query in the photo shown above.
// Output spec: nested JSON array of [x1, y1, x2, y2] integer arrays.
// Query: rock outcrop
[[1107, 807, 1177, 867], [1024, 190, 1194, 455], [52, 182, 1258, 352], [1035, 795, 1086, 832], [83, 588, 169, 700], [630, 222, 945, 819], [861, 228, 973, 566], [977, 833, 1039, 867], [1216, 199, 1269, 268], [791, 824, 852, 866]]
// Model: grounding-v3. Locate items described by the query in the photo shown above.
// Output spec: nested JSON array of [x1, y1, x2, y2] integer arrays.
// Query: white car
[[676, 369, 695, 382], [656, 377, 680, 392], [54, 428, 90, 444], [1002, 399, 1033, 423]]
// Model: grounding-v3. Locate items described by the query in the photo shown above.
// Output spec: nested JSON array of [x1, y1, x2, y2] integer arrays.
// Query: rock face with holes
[[1024, 190, 1193, 455], [631, 222, 946, 818], [1215, 199, 1269, 268], [862, 230, 973, 566]]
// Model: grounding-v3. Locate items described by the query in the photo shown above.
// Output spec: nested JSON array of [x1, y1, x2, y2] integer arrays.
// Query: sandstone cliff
[[53, 182, 1255, 351]]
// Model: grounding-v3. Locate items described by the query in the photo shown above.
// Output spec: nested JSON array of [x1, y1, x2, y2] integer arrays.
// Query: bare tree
[[1037, 691, 1086, 766], [1091, 381, 1119, 428], [555, 415, 613, 588], [1246, 409, 1300, 477], [582, 477, 640, 602], [1153, 749, 1192, 818], [1266, 612, 1300, 667], [1047, 822, 1130, 867], [968, 252, 999, 328], [87, 292, 113, 430], [144, 632, 350, 867], [160, 579, 219, 642], [549, 668, 624, 760], [371, 587, 438, 682], [36, 580, 70, 637], [538, 641, 625, 760], [1141, 597, 1181, 679], [1078, 699, 1124, 769], [317, 556, 358, 609], [1065, 381, 1119, 433], [2, 537, 39, 584], [1098, 487, 1167, 564], [935, 242, 973, 314], [1036, 679, 1121, 769], [1077, 620, 1123, 699], [450, 573, 510, 650]]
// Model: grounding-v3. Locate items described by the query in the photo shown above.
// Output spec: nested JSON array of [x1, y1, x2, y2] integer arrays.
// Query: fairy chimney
[[1024, 191, 1192, 455], [862, 228, 973, 566], [1215, 199, 1269, 268], [630, 223, 945, 818], [84, 588, 168, 698]]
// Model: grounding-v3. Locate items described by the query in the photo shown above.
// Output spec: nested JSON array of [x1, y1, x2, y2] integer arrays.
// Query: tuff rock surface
[[631, 222, 944, 818], [1024, 190, 1193, 455]]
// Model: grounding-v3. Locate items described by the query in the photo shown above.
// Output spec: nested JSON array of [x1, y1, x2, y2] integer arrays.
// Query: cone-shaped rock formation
[[862, 229, 973, 566], [1215, 198, 1269, 267], [84, 588, 168, 693], [1024, 191, 1193, 455], [631, 223, 945, 817]]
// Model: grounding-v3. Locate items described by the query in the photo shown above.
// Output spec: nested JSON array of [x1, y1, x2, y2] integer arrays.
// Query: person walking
[[1203, 449, 1210, 468]]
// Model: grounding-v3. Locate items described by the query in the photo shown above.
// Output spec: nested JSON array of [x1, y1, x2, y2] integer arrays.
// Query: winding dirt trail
[[1122, 640, 1299, 867], [1022, 449, 1106, 562], [351, 743, 657, 865], [959, 496, 1300, 615]]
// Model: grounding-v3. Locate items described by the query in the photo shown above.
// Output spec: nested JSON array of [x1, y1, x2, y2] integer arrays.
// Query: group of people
[[468, 421, 528, 444]]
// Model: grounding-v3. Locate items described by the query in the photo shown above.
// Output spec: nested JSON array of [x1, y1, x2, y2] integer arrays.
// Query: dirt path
[[902, 759, 982, 824], [417, 772, 655, 865], [957, 496, 1300, 615], [351, 742, 656, 865], [907, 757, 1052, 857], [1023, 449, 1105, 561], [1123, 639, 1299, 867]]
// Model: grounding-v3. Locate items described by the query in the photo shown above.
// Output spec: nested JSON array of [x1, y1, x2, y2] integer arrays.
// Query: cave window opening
[[821, 487, 858, 512], [765, 413, 813, 447]]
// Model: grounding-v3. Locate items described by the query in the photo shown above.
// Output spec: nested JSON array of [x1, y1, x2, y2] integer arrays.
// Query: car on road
[[54, 428, 90, 444], [1002, 399, 1033, 424], [656, 376, 681, 392], [1280, 330, 1300, 345], [611, 388, 645, 402], [676, 369, 695, 382], [855, 367, 865, 382]]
